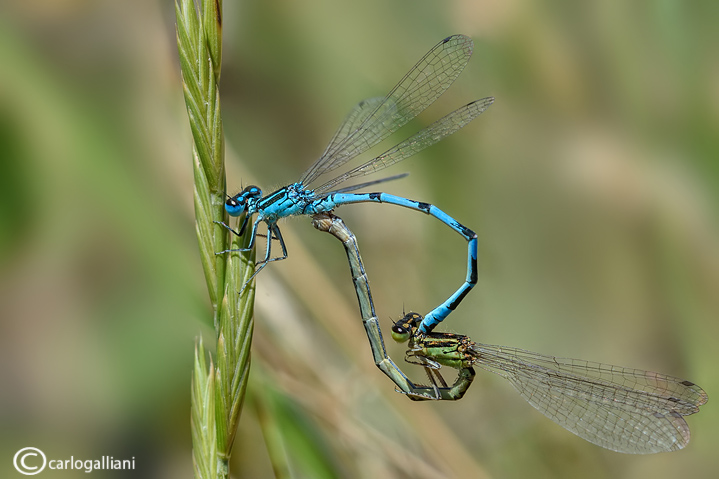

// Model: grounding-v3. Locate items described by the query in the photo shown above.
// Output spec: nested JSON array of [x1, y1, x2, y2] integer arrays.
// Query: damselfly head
[[391, 312, 423, 343], [225, 185, 262, 216]]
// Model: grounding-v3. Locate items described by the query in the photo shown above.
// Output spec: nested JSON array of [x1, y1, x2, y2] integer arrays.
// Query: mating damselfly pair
[[222, 35, 707, 454], [314, 212, 707, 455]]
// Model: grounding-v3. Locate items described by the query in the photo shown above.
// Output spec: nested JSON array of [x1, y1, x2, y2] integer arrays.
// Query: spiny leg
[[401, 351, 475, 402], [215, 216, 261, 255], [400, 348, 459, 400], [251, 224, 288, 268], [215, 209, 252, 237], [268, 225, 288, 262], [238, 224, 289, 294]]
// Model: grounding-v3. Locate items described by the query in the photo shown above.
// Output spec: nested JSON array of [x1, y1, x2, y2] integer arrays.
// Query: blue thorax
[[225, 183, 317, 222]]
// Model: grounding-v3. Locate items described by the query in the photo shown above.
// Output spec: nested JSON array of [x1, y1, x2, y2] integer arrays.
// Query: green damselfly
[[313, 212, 706, 453], [391, 312, 707, 454]]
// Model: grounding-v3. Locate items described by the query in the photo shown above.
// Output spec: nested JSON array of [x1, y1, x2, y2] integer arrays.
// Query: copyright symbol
[[13, 447, 47, 475]]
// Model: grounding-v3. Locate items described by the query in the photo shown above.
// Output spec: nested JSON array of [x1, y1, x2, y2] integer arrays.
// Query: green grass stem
[[176, 0, 255, 477]]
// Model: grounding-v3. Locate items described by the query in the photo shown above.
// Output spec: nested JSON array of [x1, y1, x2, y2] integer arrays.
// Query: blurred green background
[[1, 1, 717, 478]]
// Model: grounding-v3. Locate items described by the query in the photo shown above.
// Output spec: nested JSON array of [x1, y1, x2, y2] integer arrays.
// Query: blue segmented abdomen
[[323, 192, 476, 240], [312, 192, 478, 333]]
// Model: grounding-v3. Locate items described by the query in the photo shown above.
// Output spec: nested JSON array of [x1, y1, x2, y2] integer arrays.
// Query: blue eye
[[225, 196, 246, 216]]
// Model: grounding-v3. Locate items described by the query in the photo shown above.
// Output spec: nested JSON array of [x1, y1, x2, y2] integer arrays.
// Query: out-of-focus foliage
[[0, 1, 716, 478]]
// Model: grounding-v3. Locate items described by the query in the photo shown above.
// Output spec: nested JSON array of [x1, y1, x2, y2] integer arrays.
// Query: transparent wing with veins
[[300, 34, 474, 187], [468, 343, 708, 454], [318, 97, 384, 162], [315, 96, 494, 194]]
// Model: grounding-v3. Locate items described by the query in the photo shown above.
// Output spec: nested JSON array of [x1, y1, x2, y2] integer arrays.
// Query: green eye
[[391, 324, 411, 343]]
